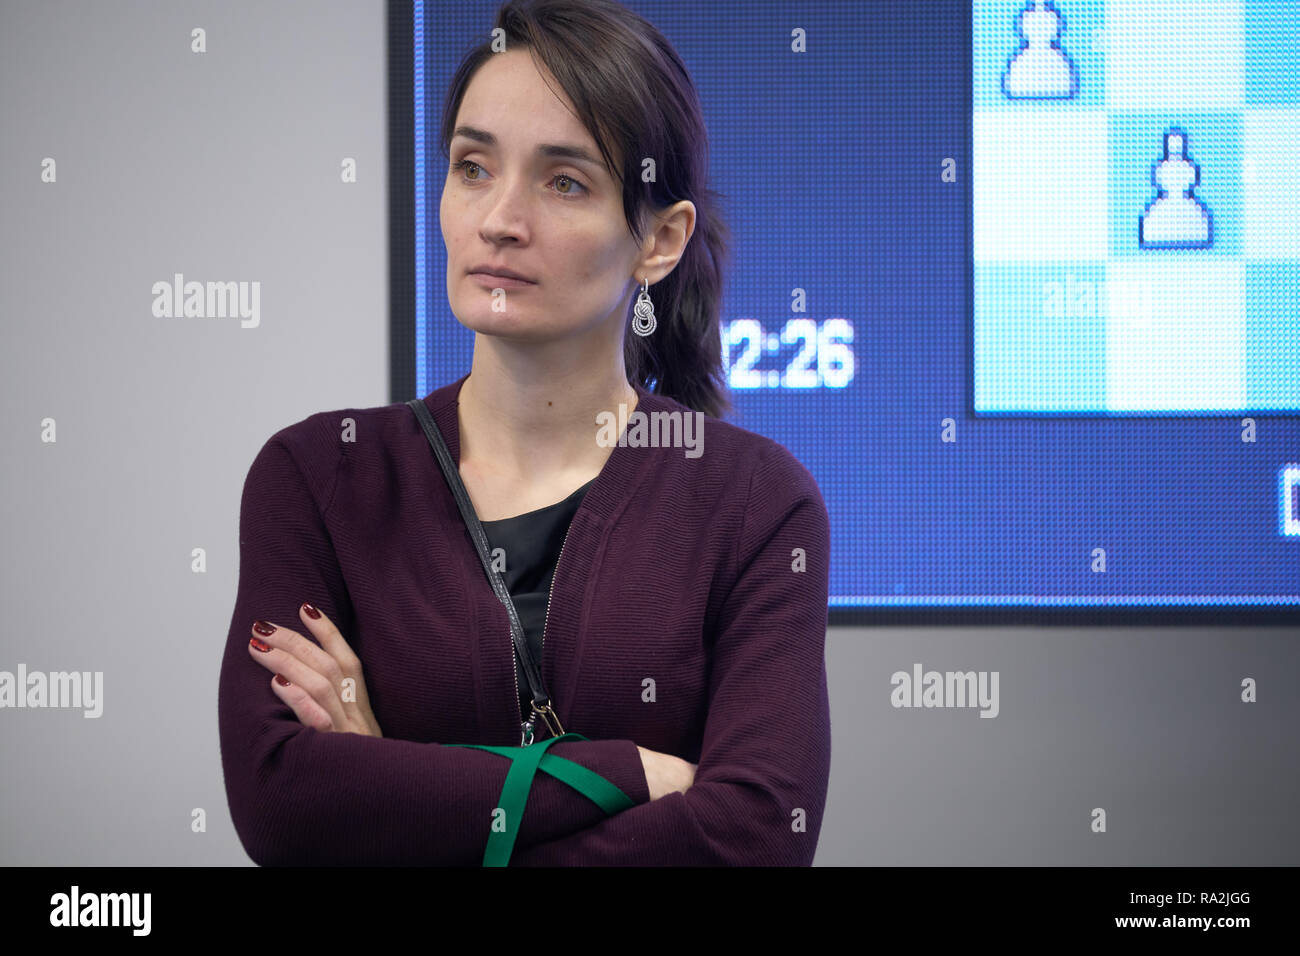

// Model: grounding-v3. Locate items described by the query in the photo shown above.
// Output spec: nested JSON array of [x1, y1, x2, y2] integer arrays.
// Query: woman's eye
[[450, 159, 481, 180], [552, 174, 586, 196], [449, 159, 586, 197]]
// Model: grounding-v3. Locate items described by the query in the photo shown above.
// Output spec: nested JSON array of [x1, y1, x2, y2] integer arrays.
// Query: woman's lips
[[468, 272, 536, 289]]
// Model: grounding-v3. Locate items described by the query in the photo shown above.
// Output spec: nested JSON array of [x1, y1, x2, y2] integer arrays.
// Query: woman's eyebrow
[[451, 125, 608, 174]]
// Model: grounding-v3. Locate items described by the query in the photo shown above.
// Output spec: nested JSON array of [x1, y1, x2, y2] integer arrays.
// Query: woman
[[217, 0, 831, 866]]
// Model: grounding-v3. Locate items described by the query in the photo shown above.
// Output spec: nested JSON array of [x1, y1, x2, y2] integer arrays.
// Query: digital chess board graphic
[[974, 0, 1300, 414]]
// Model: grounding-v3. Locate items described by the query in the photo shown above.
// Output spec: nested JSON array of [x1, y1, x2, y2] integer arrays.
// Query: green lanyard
[[447, 732, 635, 866]]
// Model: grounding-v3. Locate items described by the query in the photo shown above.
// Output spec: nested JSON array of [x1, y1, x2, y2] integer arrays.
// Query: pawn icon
[[1001, 1, 1079, 100], [1139, 128, 1213, 249]]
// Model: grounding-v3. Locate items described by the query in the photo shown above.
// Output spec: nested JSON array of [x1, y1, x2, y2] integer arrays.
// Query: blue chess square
[[975, 0, 1105, 112], [1245, 262, 1300, 408], [1245, 0, 1300, 104], [1108, 112, 1242, 258], [975, 261, 1108, 411]]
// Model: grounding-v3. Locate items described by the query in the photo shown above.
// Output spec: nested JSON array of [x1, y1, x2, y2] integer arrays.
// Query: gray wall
[[1, 0, 1296, 866]]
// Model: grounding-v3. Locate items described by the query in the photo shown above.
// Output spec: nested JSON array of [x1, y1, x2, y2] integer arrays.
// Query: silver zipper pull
[[519, 719, 535, 747], [531, 702, 565, 738]]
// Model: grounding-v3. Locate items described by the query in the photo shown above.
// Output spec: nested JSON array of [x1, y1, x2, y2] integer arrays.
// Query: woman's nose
[[476, 178, 532, 242]]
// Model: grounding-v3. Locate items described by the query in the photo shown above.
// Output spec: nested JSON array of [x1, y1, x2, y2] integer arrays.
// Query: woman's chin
[[453, 309, 551, 339]]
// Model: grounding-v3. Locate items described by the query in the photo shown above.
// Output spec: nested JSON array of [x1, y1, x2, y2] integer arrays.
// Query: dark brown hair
[[439, 0, 733, 418]]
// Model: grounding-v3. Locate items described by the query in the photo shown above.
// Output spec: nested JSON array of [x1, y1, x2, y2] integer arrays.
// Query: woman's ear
[[636, 200, 697, 284]]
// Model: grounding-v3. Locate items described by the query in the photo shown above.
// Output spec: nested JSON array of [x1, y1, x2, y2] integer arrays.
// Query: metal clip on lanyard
[[407, 398, 565, 745]]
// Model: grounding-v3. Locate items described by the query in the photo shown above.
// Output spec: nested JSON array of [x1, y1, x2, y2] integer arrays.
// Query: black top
[[479, 478, 595, 716]]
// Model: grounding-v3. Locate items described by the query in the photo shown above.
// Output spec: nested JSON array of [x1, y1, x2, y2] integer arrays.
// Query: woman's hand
[[636, 746, 697, 801], [248, 603, 383, 738]]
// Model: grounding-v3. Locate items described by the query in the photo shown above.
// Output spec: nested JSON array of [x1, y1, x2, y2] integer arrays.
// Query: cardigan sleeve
[[217, 433, 650, 866], [509, 444, 833, 866]]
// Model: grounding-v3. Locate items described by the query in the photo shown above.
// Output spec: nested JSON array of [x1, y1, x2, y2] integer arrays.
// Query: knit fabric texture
[[218, 373, 831, 865]]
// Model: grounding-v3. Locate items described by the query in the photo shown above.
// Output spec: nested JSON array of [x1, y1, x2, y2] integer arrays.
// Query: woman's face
[[441, 49, 644, 343]]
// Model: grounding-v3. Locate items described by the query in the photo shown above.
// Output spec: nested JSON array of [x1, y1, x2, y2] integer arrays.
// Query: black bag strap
[[406, 398, 564, 744]]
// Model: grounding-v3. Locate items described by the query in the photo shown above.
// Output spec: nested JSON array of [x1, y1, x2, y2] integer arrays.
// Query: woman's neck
[[456, 351, 639, 480]]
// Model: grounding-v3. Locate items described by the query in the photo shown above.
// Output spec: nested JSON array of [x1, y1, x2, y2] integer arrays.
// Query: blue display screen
[[412, 0, 1299, 609]]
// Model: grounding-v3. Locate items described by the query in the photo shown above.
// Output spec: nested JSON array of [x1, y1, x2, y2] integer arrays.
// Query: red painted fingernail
[[253, 620, 275, 636], [250, 637, 271, 653], [302, 603, 321, 620], [274, 674, 291, 686]]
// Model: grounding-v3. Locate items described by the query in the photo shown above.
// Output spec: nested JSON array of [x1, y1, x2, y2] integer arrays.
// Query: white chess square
[[1104, 0, 1244, 112], [1243, 109, 1300, 261], [974, 110, 1109, 262], [1104, 259, 1246, 410]]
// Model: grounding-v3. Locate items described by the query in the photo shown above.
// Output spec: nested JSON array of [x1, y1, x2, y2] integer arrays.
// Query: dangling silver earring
[[632, 275, 656, 336]]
